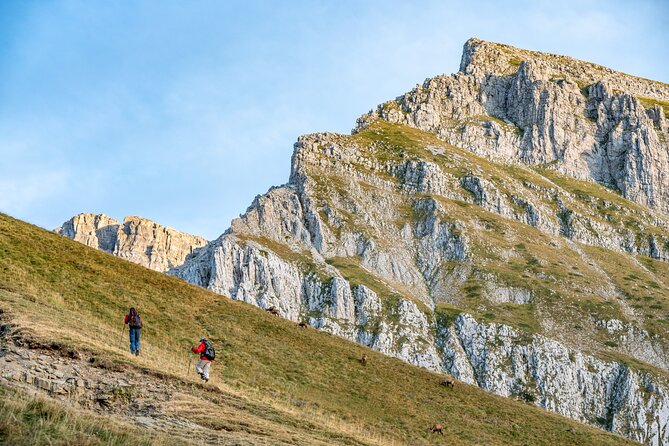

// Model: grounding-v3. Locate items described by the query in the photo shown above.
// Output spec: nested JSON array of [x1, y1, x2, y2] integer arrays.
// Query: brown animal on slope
[[265, 306, 280, 316], [298, 321, 308, 328], [360, 354, 368, 366], [430, 423, 444, 435], [440, 378, 455, 388]]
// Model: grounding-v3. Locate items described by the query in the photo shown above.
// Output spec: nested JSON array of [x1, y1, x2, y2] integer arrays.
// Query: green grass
[[508, 56, 522, 67], [0, 212, 639, 445], [637, 96, 669, 118]]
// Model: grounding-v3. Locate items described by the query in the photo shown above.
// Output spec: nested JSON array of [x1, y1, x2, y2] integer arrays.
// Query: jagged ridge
[[357, 38, 669, 214]]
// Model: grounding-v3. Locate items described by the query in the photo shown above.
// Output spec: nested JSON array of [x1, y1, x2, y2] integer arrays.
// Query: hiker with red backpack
[[124, 307, 143, 356], [191, 336, 215, 382]]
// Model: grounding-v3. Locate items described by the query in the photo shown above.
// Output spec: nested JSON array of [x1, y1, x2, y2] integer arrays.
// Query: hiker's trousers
[[129, 327, 141, 353], [196, 359, 211, 379]]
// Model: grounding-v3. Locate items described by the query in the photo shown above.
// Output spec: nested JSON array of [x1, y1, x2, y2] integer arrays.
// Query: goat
[[430, 423, 444, 435], [265, 306, 280, 316], [360, 354, 368, 366], [298, 321, 308, 328], [440, 378, 455, 388]]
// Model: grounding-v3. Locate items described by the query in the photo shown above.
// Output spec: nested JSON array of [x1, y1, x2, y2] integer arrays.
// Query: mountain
[[56, 39, 669, 445], [358, 38, 669, 213], [0, 213, 636, 445], [56, 213, 207, 272]]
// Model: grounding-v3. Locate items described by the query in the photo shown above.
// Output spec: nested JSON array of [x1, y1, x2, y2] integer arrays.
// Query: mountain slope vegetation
[[0, 212, 637, 445]]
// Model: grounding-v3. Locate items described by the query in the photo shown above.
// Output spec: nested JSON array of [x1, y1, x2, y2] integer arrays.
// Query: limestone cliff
[[171, 40, 669, 445], [56, 213, 208, 272], [357, 38, 669, 214]]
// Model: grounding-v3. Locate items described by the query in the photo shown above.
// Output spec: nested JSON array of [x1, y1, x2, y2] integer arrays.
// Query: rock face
[[56, 213, 120, 253], [171, 124, 669, 443], [56, 214, 208, 272], [439, 314, 669, 446], [67, 40, 669, 444], [356, 38, 669, 214]]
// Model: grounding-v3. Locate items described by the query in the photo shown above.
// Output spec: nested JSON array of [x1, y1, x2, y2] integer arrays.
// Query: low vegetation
[[0, 213, 638, 445], [0, 385, 182, 446]]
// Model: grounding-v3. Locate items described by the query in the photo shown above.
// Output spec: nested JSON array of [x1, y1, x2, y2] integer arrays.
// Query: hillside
[[0, 212, 639, 445], [54, 39, 669, 445]]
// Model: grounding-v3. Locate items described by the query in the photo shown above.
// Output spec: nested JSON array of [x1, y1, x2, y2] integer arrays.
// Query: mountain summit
[[358, 38, 669, 213], [58, 39, 669, 445]]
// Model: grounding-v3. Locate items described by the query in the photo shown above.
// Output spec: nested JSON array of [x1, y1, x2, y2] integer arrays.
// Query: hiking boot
[[204, 377, 209, 383], [135, 350, 140, 356]]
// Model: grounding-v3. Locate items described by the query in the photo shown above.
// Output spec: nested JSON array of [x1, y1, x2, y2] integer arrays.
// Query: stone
[[357, 38, 669, 215], [34, 377, 52, 391], [56, 214, 208, 272]]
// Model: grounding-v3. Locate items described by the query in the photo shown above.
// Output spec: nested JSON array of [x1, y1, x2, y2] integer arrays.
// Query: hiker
[[191, 336, 215, 382], [124, 307, 143, 356]]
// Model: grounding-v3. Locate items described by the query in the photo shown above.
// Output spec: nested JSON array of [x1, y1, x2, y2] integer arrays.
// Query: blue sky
[[1, 1, 667, 239]]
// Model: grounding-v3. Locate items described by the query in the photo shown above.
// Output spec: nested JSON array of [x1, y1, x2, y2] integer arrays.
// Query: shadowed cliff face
[[60, 40, 669, 445]]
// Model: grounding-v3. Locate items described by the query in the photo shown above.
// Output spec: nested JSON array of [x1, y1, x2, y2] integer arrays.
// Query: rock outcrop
[[356, 38, 669, 215], [56, 214, 208, 272], [170, 124, 669, 443], [56, 213, 120, 253]]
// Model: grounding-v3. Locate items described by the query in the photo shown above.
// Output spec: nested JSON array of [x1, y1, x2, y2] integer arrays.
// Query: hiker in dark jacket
[[191, 336, 214, 382], [124, 307, 143, 356]]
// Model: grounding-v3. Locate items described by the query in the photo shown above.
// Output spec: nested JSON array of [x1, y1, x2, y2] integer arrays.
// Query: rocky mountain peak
[[459, 38, 669, 99], [356, 38, 669, 215], [56, 213, 207, 272], [55, 213, 120, 253]]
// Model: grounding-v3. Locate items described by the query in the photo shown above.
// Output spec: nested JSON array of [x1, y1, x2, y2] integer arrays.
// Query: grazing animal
[[265, 306, 280, 316], [360, 354, 368, 366], [430, 423, 444, 435], [440, 378, 455, 388], [298, 321, 308, 328]]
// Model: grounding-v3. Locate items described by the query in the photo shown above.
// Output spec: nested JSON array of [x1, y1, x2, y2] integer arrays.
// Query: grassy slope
[[0, 213, 637, 445], [0, 386, 185, 446]]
